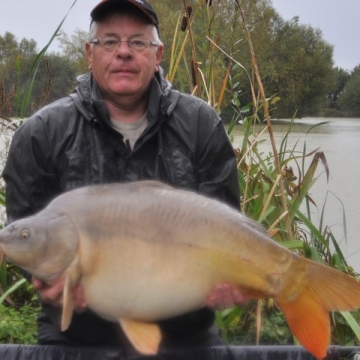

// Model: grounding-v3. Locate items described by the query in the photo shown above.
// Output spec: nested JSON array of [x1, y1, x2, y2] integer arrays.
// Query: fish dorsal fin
[[119, 318, 161, 355], [61, 260, 81, 331]]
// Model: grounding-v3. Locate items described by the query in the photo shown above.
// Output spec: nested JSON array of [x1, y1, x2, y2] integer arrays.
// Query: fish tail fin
[[277, 259, 360, 360], [277, 289, 329, 359]]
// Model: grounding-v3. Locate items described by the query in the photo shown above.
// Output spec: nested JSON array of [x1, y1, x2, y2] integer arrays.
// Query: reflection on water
[[233, 117, 360, 273]]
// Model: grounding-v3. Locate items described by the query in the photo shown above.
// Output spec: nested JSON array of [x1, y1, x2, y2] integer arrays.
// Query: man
[[3, 0, 244, 350]]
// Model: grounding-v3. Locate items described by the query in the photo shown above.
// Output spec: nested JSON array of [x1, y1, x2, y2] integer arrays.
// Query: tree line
[[0, 0, 359, 120]]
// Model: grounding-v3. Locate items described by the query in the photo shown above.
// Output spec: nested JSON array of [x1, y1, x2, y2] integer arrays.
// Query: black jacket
[[3, 71, 240, 346]]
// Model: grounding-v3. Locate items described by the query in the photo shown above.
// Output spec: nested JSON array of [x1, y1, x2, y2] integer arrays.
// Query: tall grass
[[0, 1, 78, 343], [168, 0, 360, 347]]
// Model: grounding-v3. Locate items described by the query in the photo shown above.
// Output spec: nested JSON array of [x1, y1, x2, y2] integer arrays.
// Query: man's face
[[86, 14, 163, 102]]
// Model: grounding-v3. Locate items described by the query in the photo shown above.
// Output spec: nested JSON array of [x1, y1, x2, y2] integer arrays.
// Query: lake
[[232, 117, 360, 273]]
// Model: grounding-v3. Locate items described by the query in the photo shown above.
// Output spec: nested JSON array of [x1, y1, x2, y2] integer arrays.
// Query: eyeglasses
[[90, 37, 158, 52]]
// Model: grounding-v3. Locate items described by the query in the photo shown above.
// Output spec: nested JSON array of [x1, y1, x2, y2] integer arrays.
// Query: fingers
[[32, 277, 45, 290], [231, 287, 248, 306], [207, 284, 234, 309], [73, 285, 88, 313], [207, 283, 248, 310], [32, 277, 88, 312], [32, 277, 64, 306]]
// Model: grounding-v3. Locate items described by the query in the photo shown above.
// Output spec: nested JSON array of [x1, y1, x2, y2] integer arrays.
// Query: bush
[[0, 303, 40, 344]]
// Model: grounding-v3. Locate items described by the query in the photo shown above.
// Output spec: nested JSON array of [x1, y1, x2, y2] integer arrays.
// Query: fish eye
[[20, 229, 30, 240]]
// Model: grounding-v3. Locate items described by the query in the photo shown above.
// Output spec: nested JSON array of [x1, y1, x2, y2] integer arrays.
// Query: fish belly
[[80, 239, 222, 322]]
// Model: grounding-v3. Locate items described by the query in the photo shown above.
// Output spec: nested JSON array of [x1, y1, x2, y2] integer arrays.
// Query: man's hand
[[207, 283, 248, 310], [33, 278, 244, 313], [32, 277, 64, 306], [32, 277, 88, 313]]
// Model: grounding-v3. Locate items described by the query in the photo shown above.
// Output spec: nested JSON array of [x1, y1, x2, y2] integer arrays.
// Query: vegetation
[[0, 279, 39, 344], [0, 0, 360, 348], [337, 65, 360, 117], [0, 0, 359, 119]]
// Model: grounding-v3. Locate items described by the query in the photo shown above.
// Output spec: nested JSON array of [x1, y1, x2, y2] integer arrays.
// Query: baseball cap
[[90, 0, 159, 28]]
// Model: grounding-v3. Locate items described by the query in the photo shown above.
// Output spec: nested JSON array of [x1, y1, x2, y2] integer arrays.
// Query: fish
[[0, 180, 360, 359]]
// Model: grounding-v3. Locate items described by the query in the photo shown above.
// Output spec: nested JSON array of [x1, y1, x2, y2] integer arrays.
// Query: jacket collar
[[72, 69, 175, 127]]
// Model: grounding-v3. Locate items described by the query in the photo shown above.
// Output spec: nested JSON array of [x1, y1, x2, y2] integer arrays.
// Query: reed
[[167, 0, 360, 347], [0, 1, 78, 343]]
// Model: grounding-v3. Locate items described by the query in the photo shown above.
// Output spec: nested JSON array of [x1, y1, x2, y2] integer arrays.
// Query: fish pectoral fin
[[61, 273, 75, 331], [61, 266, 81, 332], [119, 318, 161, 355]]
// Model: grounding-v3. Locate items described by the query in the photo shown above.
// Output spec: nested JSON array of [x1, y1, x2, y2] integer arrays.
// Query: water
[[233, 117, 360, 273]]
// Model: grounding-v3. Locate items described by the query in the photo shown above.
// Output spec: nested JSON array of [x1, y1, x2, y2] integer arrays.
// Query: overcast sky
[[0, 0, 358, 71]]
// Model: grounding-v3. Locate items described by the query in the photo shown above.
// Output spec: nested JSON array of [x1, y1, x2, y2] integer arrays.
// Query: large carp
[[1, 180, 360, 359]]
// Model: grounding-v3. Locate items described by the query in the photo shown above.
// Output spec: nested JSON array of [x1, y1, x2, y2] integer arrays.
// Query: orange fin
[[119, 318, 161, 355], [278, 258, 360, 359], [278, 294, 329, 359]]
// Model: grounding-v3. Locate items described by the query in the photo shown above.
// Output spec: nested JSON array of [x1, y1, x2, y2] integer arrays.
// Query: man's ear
[[155, 44, 164, 72], [85, 42, 93, 70]]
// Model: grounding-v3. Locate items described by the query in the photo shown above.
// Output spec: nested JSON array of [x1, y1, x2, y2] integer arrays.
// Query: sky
[[0, 0, 359, 71]]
